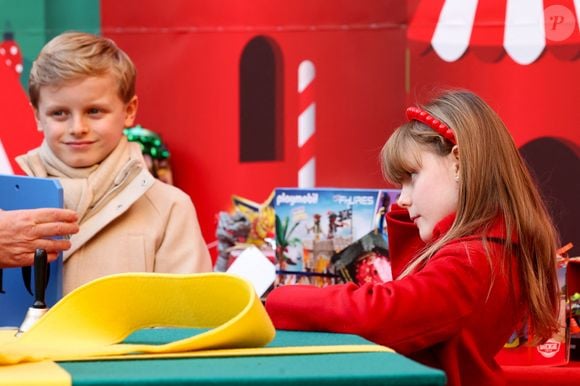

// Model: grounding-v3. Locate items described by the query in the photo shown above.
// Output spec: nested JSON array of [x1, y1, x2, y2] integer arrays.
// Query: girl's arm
[[265, 241, 494, 354]]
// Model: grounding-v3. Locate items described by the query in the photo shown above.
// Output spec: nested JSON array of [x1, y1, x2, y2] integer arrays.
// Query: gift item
[[0, 272, 395, 386], [214, 211, 253, 272], [331, 230, 391, 285], [273, 188, 399, 287], [214, 193, 276, 272], [496, 244, 576, 366], [0, 175, 63, 328], [226, 246, 276, 297], [124, 125, 173, 185]]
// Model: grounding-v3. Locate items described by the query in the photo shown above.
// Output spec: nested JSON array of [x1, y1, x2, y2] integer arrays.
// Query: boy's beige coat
[[61, 176, 211, 293], [17, 138, 212, 294]]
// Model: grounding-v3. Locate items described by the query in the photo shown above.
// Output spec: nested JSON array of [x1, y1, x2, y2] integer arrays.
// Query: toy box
[[273, 188, 400, 287], [495, 254, 573, 366]]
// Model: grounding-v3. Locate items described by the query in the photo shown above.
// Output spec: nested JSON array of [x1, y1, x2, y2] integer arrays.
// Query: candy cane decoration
[[298, 60, 316, 188], [0, 30, 24, 76]]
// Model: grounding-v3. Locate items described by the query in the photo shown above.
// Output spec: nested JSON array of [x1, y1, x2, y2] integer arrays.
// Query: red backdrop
[[100, 0, 408, 256], [0, 0, 577, 260]]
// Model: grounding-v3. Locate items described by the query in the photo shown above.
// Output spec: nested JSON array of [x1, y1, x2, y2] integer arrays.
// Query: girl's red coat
[[266, 207, 523, 386]]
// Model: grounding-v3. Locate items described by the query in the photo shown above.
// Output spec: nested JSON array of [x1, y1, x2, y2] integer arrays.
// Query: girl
[[265, 90, 560, 386]]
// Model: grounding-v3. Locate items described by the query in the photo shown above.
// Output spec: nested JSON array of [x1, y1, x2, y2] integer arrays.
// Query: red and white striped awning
[[408, 0, 580, 65]]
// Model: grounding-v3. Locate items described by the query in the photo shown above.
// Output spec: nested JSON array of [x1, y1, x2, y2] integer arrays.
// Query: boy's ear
[[124, 95, 139, 127], [33, 108, 43, 132]]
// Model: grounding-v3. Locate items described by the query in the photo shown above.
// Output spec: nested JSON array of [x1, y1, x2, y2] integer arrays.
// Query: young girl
[[265, 90, 560, 386]]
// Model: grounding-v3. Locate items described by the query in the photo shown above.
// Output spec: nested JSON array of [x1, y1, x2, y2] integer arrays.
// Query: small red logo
[[537, 339, 561, 358]]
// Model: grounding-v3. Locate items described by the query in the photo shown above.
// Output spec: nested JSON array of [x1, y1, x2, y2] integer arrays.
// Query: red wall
[[0, 0, 577, 258], [101, 0, 408, 254], [409, 52, 580, 148]]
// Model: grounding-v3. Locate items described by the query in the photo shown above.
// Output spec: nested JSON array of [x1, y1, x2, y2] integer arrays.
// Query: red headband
[[406, 106, 456, 145]]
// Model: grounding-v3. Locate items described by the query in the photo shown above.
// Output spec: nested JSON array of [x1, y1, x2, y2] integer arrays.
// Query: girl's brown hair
[[381, 89, 560, 341], [29, 31, 136, 108]]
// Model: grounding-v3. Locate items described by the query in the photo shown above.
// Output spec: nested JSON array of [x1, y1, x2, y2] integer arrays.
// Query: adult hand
[[0, 208, 79, 268]]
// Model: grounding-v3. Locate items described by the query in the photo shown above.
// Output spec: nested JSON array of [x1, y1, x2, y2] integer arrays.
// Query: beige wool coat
[[61, 177, 212, 293], [17, 139, 212, 294]]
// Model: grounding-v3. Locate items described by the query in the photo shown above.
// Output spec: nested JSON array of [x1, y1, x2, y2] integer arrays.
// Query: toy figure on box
[[275, 214, 301, 270], [376, 189, 394, 234], [307, 213, 323, 240], [266, 90, 561, 386], [246, 206, 275, 247]]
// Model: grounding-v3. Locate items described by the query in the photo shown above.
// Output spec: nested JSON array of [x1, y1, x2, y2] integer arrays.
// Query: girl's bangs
[[381, 126, 421, 184]]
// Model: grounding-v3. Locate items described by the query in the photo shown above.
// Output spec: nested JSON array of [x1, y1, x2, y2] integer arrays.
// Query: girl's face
[[397, 147, 459, 242], [35, 74, 138, 168]]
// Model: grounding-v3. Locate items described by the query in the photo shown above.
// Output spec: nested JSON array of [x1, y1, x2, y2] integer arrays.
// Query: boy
[[17, 31, 212, 294]]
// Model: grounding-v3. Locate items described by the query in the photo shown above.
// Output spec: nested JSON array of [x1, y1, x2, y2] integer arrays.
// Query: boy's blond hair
[[29, 31, 136, 108]]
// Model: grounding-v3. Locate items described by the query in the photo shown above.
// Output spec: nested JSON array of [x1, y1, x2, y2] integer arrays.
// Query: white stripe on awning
[[504, 0, 545, 65], [431, 0, 478, 62], [408, 0, 580, 64], [576, 0, 580, 31]]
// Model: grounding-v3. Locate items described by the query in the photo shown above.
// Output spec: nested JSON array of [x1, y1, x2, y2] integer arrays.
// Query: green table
[[59, 329, 446, 385]]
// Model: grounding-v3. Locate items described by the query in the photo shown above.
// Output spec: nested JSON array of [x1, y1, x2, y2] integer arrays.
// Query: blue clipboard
[[0, 174, 64, 327]]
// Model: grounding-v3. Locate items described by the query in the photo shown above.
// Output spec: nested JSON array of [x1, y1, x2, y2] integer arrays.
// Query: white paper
[[226, 246, 276, 297]]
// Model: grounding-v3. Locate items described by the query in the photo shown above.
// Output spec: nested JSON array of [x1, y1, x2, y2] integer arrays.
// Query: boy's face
[[34, 73, 138, 168]]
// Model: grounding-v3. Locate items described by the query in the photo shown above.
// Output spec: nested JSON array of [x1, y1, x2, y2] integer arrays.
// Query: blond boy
[[17, 32, 211, 293]]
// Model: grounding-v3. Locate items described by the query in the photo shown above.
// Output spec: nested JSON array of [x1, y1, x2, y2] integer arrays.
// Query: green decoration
[[124, 125, 170, 160]]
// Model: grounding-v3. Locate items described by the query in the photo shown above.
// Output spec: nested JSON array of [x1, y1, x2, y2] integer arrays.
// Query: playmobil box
[[495, 255, 572, 366], [273, 188, 400, 287], [0, 174, 64, 327]]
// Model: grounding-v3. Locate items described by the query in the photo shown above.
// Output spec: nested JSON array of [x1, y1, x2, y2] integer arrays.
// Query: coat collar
[[63, 168, 155, 261], [431, 213, 456, 241], [431, 212, 517, 244]]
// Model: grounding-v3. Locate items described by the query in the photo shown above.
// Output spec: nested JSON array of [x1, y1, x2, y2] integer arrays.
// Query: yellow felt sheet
[[0, 272, 392, 385], [0, 360, 71, 386], [0, 272, 275, 364]]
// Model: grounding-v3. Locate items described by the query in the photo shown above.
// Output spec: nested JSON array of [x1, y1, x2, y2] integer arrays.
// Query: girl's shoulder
[[432, 226, 515, 270]]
